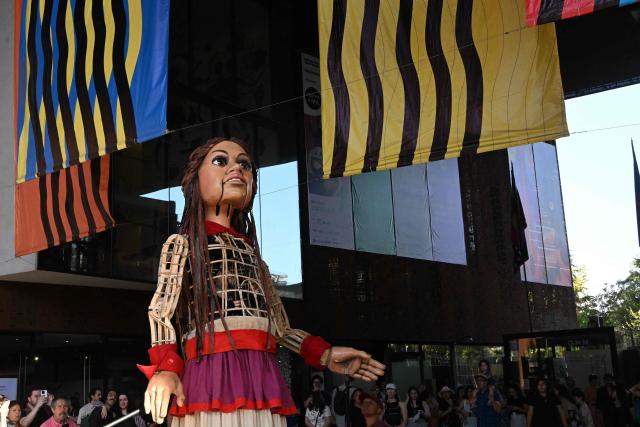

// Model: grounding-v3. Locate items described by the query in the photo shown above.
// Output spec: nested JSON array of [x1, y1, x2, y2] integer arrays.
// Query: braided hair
[[175, 137, 274, 357]]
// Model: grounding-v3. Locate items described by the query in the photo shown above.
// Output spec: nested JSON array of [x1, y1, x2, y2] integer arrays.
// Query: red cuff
[[300, 336, 331, 369], [136, 344, 184, 380]]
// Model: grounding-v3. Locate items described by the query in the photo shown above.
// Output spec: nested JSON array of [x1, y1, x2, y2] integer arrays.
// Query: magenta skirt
[[169, 349, 297, 416]]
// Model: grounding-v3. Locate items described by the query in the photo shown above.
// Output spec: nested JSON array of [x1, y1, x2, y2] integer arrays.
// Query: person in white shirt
[[76, 389, 103, 426]]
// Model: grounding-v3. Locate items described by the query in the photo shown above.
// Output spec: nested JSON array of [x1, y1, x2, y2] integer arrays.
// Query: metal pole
[[83, 356, 86, 404], [104, 410, 141, 427]]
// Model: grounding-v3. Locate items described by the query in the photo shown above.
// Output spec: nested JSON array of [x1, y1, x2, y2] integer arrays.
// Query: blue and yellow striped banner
[[14, 0, 169, 183]]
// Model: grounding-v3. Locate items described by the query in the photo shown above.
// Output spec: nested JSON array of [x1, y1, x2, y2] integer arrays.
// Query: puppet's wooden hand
[[144, 371, 185, 424], [326, 347, 386, 382]]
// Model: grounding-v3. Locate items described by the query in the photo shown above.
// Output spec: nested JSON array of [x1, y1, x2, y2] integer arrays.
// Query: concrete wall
[[0, 0, 37, 276]]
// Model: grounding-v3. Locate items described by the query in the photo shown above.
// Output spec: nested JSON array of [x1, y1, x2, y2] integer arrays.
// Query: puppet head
[[180, 137, 258, 234]]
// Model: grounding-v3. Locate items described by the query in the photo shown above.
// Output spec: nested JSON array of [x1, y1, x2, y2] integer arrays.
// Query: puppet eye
[[238, 159, 252, 171], [212, 156, 227, 167]]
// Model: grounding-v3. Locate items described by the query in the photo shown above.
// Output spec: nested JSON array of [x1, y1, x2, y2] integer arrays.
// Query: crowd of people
[[2, 363, 639, 427], [1, 387, 149, 427], [302, 361, 640, 427]]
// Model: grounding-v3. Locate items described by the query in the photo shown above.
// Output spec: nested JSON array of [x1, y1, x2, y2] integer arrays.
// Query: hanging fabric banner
[[318, 0, 568, 178], [14, 0, 169, 183], [526, 0, 640, 27], [15, 155, 113, 256]]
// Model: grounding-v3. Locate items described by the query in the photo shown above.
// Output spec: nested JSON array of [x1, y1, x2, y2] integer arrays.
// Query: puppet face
[[198, 140, 254, 212]]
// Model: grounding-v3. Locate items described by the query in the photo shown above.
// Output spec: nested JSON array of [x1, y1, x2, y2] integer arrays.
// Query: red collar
[[204, 221, 251, 243]]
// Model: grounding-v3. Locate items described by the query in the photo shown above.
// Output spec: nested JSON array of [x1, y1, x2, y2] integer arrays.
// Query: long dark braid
[[175, 137, 275, 357]]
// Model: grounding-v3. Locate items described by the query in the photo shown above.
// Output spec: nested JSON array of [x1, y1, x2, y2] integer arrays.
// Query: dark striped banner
[[14, 0, 168, 183], [527, 0, 639, 26], [15, 155, 113, 256], [318, 0, 568, 178]]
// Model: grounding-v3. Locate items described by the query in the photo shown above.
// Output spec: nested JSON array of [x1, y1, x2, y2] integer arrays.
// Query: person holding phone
[[20, 388, 53, 427]]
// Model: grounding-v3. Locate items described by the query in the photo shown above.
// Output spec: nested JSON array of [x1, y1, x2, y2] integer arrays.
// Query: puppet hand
[[326, 346, 385, 382], [144, 371, 185, 424]]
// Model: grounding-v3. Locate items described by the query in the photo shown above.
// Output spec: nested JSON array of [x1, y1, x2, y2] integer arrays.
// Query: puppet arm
[[136, 234, 189, 379], [262, 262, 330, 369], [263, 263, 385, 380]]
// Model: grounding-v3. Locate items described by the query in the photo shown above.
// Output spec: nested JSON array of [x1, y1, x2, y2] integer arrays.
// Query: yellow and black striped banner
[[318, 0, 568, 178]]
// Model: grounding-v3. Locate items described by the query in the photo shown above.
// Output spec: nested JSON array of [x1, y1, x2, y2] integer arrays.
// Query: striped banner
[[14, 0, 169, 183], [15, 155, 113, 256], [527, 0, 640, 26], [318, 0, 568, 178]]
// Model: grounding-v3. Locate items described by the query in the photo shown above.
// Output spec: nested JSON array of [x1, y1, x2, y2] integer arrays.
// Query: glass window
[[254, 161, 302, 285]]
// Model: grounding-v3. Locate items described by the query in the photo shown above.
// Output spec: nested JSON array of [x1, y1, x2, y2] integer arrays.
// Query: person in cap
[[437, 386, 461, 426], [473, 374, 501, 427], [382, 384, 406, 427], [359, 393, 390, 427]]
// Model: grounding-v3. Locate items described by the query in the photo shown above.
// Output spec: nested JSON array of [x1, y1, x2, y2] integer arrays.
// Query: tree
[[598, 258, 640, 333], [573, 264, 600, 328], [575, 258, 640, 347]]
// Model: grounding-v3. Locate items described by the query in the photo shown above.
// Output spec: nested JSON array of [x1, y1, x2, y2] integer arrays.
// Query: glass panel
[[533, 142, 571, 286], [352, 170, 396, 255], [254, 162, 302, 285], [427, 159, 466, 265], [391, 164, 433, 260], [508, 145, 548, 284]]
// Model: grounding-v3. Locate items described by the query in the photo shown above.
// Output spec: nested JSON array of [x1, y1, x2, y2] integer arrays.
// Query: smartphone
[[41, 390, 48, 397]]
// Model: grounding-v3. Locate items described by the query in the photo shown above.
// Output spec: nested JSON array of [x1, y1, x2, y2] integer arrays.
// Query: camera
[[41, 390, 48, 397]]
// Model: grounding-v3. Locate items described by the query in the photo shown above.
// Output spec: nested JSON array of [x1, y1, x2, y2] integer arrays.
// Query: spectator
[[305, 391, 332, 427], [333, 382, 356, 427], [6, 401, 24, 427], [572, 390, 594, 427], [526, 378, 566, 427], [383, 384, 407, 427], [422, 391, 439, 427], [472, 374, 501, 427], [347, 388, 366, 427], [89, 390, 117, 427], [596, 374, 628, 427], [478, 361, 494, 386], [20, 388, 53, 427], [305, 376, 332, 410], [554, 385, 579, 427], [584, 375, 602, 427], [406, 386, 430, 427], [359, 392, 390, 427], [437, 387, 460, 427], [565, 378, 577, 395], [460, 386, 476, 427], [505, 384, 526, 427], [77, 389, 102, 427], [41, 397, 77, 427], [115, 394, 145, 427]]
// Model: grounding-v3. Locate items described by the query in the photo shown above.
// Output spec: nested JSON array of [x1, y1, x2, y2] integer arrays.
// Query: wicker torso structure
[[148, 231, 308, 357]]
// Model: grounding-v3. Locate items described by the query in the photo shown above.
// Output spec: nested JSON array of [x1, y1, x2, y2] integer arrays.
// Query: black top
[[407, 399, 423, 418], [347, 402, 366, 427], [22, 405, 53, 427], [383, 400, 403, 426], [89, 406, 118, 427], [528, 393, 563, 427]]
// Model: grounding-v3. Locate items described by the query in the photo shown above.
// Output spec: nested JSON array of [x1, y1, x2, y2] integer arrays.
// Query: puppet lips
[[224, 176, 246, 185]]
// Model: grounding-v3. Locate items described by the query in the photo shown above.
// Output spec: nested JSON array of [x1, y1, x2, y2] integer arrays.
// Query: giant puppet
[[137, 137, 385, 427]]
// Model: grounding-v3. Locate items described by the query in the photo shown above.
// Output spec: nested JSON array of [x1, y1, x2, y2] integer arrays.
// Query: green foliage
[[598, 259, 640, 331], [574, 259, 640, 331], [573, 264, 599, 328]]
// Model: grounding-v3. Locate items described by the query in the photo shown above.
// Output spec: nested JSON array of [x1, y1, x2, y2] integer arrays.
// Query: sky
[[556, 83, 640, 295]]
